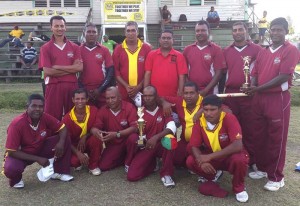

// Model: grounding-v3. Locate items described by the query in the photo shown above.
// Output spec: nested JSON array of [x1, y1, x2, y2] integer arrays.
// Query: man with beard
[[183, 20, 226, 96], [223, 22, 261, 170], [246, 17, 299, 191], [79, 24, 115, 108], [144, 30, 187, 97], [3, 94, 73, 188]]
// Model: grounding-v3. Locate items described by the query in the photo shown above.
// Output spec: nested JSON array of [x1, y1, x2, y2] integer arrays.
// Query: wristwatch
[[116, 131, 121, 138]]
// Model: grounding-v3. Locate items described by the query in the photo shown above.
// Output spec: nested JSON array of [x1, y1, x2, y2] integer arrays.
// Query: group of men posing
[[3, 15, 299, 203]]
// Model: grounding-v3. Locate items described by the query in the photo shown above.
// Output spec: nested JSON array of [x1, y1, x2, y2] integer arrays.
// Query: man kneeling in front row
[[3, 94, 73, 188], [186, 95, 249, 202]]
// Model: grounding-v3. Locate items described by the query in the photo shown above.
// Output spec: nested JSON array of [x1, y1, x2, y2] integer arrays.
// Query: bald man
[[91, 87, 138, 171]]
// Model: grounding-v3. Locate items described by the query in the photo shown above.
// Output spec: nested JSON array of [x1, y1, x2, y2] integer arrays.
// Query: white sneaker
[[13, 180, 24, 188], [124, 165, 129, 173], [161, 175, 175, 188], [74, 166, 82, 171], [51, 173, 74, 182], [198, 170, 223, 182], [236, 191, 249, 203], [264, 178, 285, 191], [89, 168, 101, 176], [249, 171, 267, 179]]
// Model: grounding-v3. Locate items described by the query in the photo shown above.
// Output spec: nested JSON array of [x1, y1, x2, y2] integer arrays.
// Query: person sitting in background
[[206, 6, 220, 28], [0, 25, 25, 48], [102, 35, 117, 54], [28, 28, 50, 42], [20, 42, 38, 69], [162, 5, 172, 24]]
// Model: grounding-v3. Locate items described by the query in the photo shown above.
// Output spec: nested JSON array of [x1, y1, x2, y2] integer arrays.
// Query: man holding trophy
[[223, 22, 261, 170], [125, 86, 177, 188]]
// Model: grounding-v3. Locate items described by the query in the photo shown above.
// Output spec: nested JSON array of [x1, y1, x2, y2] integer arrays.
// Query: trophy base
[[137, 135, 146, 147], [240, 83, 250, 92]]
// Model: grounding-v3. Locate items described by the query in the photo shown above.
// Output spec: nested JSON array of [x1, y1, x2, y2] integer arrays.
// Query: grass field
[[0, 83, 300, 206]]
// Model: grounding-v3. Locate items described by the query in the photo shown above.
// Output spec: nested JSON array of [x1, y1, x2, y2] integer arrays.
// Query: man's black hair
[[202, 94, 222, 107], [27, 94, 44, 105], [50, 15, 66, 26]]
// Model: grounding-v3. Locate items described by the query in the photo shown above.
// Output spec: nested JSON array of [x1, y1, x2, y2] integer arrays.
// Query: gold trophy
[[240, 56, 251, 91], [137, 107, 146, 147]]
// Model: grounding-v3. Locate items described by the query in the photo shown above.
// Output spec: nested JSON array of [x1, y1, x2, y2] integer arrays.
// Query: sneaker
[[89, 168, 101, 176], [236, 191, 249, 203], [249, 171, 267, 179], [249, 164, 258, 173], [13, 180, 24, 188], [74, 166, 82, 171], [264, 178, 285, 191], [161, 175, 175, 188], [198, 170, 223, 183], [51, 173, 74, 182], [124, 165, 129, 173]]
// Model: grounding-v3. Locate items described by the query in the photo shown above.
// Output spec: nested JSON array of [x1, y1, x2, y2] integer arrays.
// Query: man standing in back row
[[113, 21, 151, 103], [39, 15, 82, 120], [183, 20, 226, 96], [246, 17, 299, 191], [223, 22, 262, 170]]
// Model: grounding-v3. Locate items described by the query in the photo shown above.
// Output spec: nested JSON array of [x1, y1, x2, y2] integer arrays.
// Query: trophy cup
[[240, 56, 251, 91], [137, 107, 146, 147]]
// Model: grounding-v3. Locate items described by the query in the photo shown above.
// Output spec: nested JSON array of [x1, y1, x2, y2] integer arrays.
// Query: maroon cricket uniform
[[126, 106, 175, 181], [186, 112, 248, 194], [250, 41, 299, 181], [223, 41, 262, 165], [39, 36, 81, 120], [93, 101, 138, 171], [183, 41, 226, 93], [4, 112, 71, 187], [113, 40, 151, 102], [79, 43, 114, 107], [62, 105, 102, 170], [145, 48, 188, 97]]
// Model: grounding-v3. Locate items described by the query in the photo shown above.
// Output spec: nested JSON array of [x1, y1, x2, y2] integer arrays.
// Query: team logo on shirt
[[274, 57, 281, 64], [171, 55, 177, 63], [40, 131, 47, 137], [120, 120, 128, 126], [157, 116, 163, 122], [67, 51, 74, 58], [219, 133, 228, 142], [204, 54, 211, 60], [96, 53, 102, 59], [138, 56, 145, 62]]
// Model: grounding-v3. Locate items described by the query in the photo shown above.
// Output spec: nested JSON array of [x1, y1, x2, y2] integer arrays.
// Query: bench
[[0, 68, 41, 83]]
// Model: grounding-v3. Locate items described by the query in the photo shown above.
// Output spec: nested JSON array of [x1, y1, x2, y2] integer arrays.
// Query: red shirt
[[143, 107, 173, 140], [62, 105, 98, 146], [94, 101, 138, 143], [79, 43, 113, 90], [251, 41, 299, 92], [187, 112, 242, 154], [183, 42, 226, 90], [224, 41, 262, 91], [145, 48, 188, 97], [6, 112, 63, 155], [38, 35, 81, 84]]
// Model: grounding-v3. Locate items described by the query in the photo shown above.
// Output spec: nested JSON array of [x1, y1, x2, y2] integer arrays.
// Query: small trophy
[[137, 107, 146, 147], [240, 56, 251, 91]]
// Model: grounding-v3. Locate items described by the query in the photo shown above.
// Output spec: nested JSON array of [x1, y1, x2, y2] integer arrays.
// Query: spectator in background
[[138, 35, 152, 48], [258, 11, 268, 45], [0, 25, 25, 48], [102, 35, 117, 54], [28, 28, 50, 42], [162, 5, 172, 24], [206, 6, 220, 28], [20, 42, 38, 69]]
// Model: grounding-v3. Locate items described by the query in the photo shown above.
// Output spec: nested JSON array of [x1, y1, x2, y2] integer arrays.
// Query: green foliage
[[291, 86, 300, 106]]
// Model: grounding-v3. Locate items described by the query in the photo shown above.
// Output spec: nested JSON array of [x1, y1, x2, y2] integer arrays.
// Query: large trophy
[[137, 107, 146, 147], [240, 56, 251, 91]]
